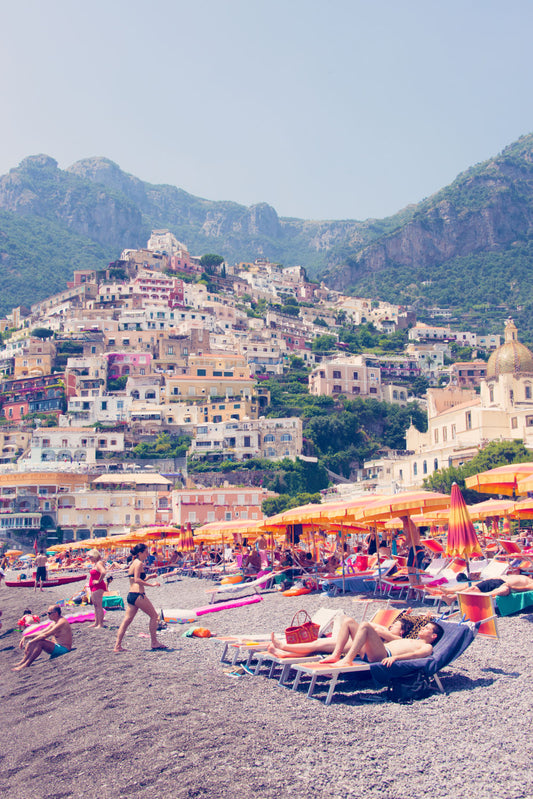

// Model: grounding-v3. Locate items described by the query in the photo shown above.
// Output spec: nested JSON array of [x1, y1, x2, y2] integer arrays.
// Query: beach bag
[[285, 610, 320, 645], [388, 672, 432, 704]]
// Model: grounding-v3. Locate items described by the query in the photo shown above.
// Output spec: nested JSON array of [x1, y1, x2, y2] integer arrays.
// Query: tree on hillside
[[31, 328, 54, 339], [423, 439, 533, 500], [200, 254, 224, 272]]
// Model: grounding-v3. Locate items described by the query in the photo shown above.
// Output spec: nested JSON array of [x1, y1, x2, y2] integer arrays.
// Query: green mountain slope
[[324, 134, 533, 323]]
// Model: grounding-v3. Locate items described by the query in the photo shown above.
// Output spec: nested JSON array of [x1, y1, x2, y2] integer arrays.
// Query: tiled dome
[[486, 320, 533, 378]]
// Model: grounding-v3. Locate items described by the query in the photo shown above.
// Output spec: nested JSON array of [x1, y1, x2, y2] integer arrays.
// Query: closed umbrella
[[447, 483, 482, 579]]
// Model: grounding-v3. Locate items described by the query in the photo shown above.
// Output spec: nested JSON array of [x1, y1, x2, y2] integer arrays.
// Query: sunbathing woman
[[267, 615, 414, 659], [440, 572, 533, 599], [114, 543, 166, 652]]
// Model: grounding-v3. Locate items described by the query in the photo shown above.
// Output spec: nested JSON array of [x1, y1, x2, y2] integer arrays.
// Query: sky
[[2, 1, 533, 221]]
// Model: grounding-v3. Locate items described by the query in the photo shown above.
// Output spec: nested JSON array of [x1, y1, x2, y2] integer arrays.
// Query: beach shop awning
[[465, 462, 533, 497]]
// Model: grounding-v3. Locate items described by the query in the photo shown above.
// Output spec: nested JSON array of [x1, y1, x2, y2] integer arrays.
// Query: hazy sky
[[2, 1, 532, 221]]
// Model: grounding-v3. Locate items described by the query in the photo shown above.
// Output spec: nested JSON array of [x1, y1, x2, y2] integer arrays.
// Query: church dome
[[486, 320, 533, 378]]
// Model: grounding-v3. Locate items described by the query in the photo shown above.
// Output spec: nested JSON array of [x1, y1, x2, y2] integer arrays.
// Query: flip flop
[[151, 645, 169, 650]]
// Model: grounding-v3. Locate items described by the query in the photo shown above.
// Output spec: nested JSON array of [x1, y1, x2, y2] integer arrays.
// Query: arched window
[[264, 434, 275, 443], [434, 459, 438, 471], [413, 463, 418, 476], [423, 460, 427, 475]]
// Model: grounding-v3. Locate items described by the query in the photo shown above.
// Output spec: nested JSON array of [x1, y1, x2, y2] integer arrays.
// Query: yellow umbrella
[[465, 462, 533, 496]]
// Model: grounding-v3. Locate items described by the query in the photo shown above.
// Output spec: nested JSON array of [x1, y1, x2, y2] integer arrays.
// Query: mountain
[[3, 135, 533, 329], [323, 134, 533, 325], [0, 154, 408, 316]]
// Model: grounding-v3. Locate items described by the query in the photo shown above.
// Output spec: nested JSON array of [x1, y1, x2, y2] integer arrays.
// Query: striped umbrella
[[446, 482, 482, 559], [465, 462, 533, 497]]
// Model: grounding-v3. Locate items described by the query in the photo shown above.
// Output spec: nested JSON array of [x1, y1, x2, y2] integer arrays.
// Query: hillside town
[[1, 229, 532, 546]]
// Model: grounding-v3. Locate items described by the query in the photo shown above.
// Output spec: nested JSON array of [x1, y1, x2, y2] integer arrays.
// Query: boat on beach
[[5, 573, 87, 589]]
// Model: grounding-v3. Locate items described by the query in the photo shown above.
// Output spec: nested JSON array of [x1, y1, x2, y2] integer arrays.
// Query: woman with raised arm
[[114, 543, 166, 652]]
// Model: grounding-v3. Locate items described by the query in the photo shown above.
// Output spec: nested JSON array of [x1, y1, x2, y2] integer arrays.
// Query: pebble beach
[[1, 573, 532, 799]]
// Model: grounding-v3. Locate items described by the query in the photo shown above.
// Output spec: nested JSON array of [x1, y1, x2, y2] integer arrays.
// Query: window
[[434, 459, 438, 471], [264, 434, 275, 443], [333, 370, 341, 379], [442, 427, 447, 442], [526, 384, 532, 400], [434, 429, 439, 444], [423, 461, 427, 475], [413, 463, 418, 476], [526, 416, 533, 427], [451, 424, 456, 439], [369, 387, 377, 394], [196, 369, 206, 376], [511, 417, 518, 429], [244, 436, 251, 447], [225, 511, 232, 521], [101, 401, 107, 411], [213, 371, 222, 377], [333, 385, 342, 393], [465, 412, 472, 430], [352, 371, 358, 380], [351, 386, 360, 394], [281, 433, 292, 442]]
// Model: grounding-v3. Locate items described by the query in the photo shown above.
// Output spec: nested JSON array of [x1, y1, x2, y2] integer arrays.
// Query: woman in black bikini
[[114, 543, 166, 652]]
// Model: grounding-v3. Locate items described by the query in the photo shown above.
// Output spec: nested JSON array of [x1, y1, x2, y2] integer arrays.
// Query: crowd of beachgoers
[[1, 533, 532, 799]]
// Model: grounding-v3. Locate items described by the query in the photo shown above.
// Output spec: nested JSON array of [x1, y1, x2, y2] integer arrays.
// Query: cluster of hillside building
[[0, 230, 532, 542]]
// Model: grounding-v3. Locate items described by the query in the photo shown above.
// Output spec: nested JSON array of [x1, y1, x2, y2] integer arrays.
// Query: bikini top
[[129, 570, 146, 581]]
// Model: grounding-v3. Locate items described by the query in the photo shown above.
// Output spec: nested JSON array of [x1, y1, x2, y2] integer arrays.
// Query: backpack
[[388, 672, 433, 703]]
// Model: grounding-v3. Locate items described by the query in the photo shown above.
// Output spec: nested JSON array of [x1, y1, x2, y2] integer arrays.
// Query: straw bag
[[285, 610, 320, 645]]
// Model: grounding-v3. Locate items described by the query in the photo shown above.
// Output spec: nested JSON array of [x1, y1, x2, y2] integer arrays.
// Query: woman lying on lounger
[[267, 614, 415, 661], [440, 573, 533, 599]]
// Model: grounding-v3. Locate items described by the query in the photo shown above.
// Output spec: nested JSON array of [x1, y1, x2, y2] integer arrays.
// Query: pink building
[[173, 487, 275, 527], [107, 352, 152, 380]]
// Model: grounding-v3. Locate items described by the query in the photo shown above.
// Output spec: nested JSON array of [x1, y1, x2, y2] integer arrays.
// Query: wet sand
[[1, 573, 532, 799]]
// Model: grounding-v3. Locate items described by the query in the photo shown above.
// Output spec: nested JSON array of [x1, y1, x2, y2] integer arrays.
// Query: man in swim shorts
[[440, 573, 533, 600], [34, 550, 48, 592], [13, 604, 72, 671], [321, 619, 444, 668]]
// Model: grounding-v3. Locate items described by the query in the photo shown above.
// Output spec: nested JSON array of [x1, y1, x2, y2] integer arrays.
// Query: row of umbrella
[[15, 461, 533, 564]]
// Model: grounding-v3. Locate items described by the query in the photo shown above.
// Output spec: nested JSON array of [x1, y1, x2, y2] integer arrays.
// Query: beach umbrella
[[516, 472, 533, 496], [465, 462, 533, 497], [467, 498, 516, 521], [511, 498, 533, 519], [446, 482, 482, 562], [5, 549, 23, 557]]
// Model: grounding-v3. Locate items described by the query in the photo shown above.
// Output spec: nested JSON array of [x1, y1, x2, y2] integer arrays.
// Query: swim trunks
[[407, 546, 425, 569], [476, 578, 505, 593], [127, 591, 145, 606], [49, 643, 69, 659], [36, 566, 47, 582], [361, 647, 392, 663]]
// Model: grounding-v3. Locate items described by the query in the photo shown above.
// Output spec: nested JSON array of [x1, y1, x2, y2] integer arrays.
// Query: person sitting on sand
[[317, 618, 444, 668], [114, 543, 166, 653], [267, 614, 415, 659], [13, 604, 72, 671]]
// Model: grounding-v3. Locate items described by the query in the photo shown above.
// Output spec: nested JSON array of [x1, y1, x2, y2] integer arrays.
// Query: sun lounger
[[206, 570, 276, 604], [456, 593, 499, 639], [495, 590, 533, 616], [290, 619, 475, 705], [216, 607, 345, 665]]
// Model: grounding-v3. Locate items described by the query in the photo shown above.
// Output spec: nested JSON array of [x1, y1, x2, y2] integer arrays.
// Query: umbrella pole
[[374, 526, 383, 596], [341, 523, 346, 595], [222, 531, 225, 575]]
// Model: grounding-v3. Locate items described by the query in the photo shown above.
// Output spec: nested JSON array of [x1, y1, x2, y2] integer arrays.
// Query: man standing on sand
[[13, 604, 72, 671], [34, 550, 48, 592]]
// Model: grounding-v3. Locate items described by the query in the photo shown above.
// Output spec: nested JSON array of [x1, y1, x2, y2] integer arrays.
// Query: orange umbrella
[[352, 490, 450, 523], [467, 498, 516, 520], [446, 482, 482, 558], [511, 498, 533, 519], [465, 462, 533, 496]]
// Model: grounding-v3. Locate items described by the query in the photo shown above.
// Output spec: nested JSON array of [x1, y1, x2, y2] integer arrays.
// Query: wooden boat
[[5, 573, 87, 588]]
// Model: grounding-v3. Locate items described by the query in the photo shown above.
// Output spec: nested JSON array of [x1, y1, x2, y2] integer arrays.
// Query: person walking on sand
[[114, 543, 167, 652], [87, 548, 107, 629], [13, 604, 72, 670], [34, 550, 48, 592]]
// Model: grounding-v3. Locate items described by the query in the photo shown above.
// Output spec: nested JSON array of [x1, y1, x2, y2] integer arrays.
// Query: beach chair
[[456, 593, 499, 640], [251, 605, 396, 686], [206, 570, 276, 604], [290, 619, 476, 705], [218, 606, 344, 666]]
